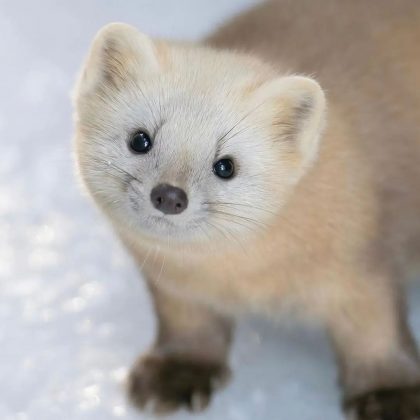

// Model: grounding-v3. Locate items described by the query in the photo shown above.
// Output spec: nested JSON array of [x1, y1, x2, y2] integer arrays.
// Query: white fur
[[73, 23, 326, 247]]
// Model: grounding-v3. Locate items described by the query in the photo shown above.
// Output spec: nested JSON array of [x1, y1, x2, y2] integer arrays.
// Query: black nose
[[150, 184, 188, 215]]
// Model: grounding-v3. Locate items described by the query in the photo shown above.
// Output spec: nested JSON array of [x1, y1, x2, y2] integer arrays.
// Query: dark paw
[[127, 353, 230, 414], [344, 385, 420, 420]]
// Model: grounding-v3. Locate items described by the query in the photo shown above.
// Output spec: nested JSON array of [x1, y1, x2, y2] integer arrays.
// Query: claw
[[190, 391, 210, 412]]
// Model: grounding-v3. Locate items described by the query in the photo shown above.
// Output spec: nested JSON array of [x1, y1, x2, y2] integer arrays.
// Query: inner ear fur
[[76, 22, 160, 96], [256, 75, 326, 169]]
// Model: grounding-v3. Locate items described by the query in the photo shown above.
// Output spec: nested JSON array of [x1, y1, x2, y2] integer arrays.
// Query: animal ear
[[255, 75, 326, 169], [76, 22, 160, 96]]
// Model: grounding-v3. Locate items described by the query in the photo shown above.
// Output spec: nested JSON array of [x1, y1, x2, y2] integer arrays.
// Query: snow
[[1, 1, 419, 419]]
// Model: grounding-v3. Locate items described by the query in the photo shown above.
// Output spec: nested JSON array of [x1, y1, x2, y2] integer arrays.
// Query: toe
[[127, 353, 230, 414]]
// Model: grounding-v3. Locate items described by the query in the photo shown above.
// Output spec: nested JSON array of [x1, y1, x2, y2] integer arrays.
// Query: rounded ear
[[255, 75, 326, 169], [75, 22, 160, 97]]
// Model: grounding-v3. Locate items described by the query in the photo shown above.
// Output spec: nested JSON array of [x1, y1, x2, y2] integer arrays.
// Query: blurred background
[[1, 1, 419, 419]]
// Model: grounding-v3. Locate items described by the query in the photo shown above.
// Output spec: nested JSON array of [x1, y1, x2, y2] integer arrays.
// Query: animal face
[[73, 23, 325, 246]]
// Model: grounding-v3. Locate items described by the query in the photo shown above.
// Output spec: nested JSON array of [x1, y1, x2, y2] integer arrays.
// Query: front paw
[[127, 353, 230, 415], [344, 385, 420, 419]]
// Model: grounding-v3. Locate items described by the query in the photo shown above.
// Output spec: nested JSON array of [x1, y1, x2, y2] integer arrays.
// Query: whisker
[[132, 79, 161, 132], [205, 208, 268, 229], [218, 101, 266, 147], [213, 219, 249, 252], [197, 223, 212, 243], [203, 219, 230, 241], [203, 201, 277, 216], [139, 247, 153, 270], [93, 157, 143, 185], [202, 219, 246, 252], [223, 125, 250, 144], [207, 200, 307, 243], [153, 245, 160, 265], [210, 214, 262, 234], [156, 253, 166, 284], [89, 167, 132, 185]]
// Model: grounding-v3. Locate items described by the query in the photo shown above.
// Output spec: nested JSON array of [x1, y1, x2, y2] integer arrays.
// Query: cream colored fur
[[73, 1, 420, 417]]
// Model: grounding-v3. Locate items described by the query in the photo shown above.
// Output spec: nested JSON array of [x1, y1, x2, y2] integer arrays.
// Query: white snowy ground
[[1, 1, 420, 419]]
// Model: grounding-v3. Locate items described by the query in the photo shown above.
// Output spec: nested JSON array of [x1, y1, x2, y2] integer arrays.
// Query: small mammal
[[73, 0, 420, 418]]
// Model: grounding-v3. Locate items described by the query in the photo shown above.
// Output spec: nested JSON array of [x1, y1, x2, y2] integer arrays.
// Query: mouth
[[141, 212, 207, 241], [149, 214, 177, 227]]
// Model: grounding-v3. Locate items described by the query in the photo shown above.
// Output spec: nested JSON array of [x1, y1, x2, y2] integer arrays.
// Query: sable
[[73, 1, 420, 417]]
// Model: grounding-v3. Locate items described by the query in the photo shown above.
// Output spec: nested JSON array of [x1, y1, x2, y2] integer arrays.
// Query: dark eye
[[213, 158, 235, 179], [129, 130, 152, 154]]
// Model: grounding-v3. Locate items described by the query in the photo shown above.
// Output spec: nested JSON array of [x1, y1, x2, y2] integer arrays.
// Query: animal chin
[[144, 215, 204, 242], [146, 215, 180, 236]]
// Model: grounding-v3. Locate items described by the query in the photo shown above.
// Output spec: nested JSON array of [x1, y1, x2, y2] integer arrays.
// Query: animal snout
[[150, 183, 188, 215]]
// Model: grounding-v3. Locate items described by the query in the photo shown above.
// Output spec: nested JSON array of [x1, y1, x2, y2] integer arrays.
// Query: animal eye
[[213, 158, 235, 179], [129, 130, 152, 154]]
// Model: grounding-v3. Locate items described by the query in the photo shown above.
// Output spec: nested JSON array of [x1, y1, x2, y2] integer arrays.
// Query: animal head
[[73, 23, 326, 247]]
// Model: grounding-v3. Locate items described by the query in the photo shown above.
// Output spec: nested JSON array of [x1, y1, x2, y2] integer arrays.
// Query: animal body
[[73, 0, 420, 418]]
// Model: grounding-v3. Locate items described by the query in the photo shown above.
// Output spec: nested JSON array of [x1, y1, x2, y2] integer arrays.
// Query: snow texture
[[1, 1, 419, 419]]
